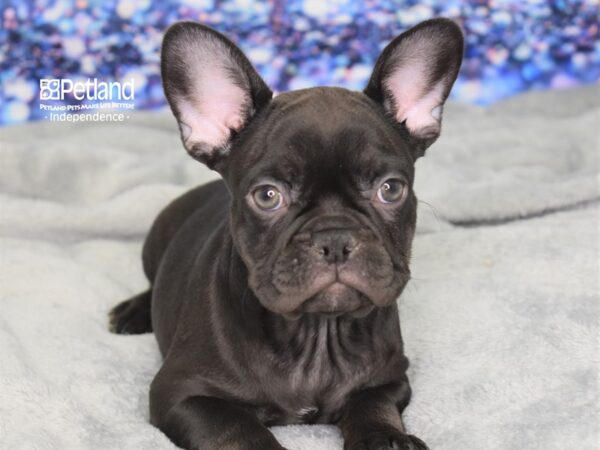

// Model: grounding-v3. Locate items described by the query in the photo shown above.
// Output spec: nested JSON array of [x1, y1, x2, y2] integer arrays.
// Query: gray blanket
[[0, 85, 598, 449]]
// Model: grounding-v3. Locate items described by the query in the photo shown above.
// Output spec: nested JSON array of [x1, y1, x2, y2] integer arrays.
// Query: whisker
[[418, 199, 443, 230], [409, 277, 428, 282]]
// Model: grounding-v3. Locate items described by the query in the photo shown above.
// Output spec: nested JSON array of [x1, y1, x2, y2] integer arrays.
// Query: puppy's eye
[[252, 185, 285, 211], [375, 179, 407, 204]]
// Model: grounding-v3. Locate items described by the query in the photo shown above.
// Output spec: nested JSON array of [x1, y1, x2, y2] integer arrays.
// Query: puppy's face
[[227, 89, 416, 317], [161, 20, 463, 317]]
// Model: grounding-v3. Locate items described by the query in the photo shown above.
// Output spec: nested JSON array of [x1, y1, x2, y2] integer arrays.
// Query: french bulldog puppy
[[110, 18, 463, 450]]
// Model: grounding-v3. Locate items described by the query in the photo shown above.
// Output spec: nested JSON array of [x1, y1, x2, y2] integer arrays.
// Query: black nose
[[312, 230, 356, 264]]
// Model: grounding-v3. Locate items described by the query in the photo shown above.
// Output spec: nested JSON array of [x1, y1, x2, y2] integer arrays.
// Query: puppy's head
[[161, 20, 463, 318]]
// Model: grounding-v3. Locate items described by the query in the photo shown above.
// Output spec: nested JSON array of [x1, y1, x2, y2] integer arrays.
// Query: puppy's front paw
[[345, 431, 428, 450]]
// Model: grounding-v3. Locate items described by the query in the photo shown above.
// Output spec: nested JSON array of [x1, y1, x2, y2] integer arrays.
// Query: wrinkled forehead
[[229, 88, 414, 189]]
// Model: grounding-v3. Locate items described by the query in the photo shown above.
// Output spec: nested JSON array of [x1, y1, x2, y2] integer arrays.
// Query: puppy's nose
[[312, 230, 356, 264]]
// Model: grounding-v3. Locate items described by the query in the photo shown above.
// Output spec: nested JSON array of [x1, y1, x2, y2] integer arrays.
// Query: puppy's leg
[[339, 380, 428, 450], [151, 394, 286, 450], [109, 289, 152, 334]]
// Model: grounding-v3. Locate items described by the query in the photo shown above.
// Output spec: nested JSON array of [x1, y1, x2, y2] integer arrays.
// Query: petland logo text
[[39, 78, 135, 122], [40, 78, 135, 101]]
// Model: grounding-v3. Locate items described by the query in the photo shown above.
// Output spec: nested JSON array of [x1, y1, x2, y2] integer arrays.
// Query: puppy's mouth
[[299, 282, 374, 318]]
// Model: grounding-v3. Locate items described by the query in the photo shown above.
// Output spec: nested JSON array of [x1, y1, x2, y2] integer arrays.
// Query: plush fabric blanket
[[0, 85, 598, 449]]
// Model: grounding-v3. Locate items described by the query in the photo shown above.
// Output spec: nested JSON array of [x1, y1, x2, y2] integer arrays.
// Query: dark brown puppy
[[110, 19, 463, 450]]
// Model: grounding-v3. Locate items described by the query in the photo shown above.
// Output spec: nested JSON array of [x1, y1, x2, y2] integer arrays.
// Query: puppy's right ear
[[161, 22, 272, 170]]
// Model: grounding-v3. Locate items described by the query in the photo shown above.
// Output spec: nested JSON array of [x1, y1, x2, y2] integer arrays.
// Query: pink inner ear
[[179, 66, 249, 150], [384, 64, 445, 137]]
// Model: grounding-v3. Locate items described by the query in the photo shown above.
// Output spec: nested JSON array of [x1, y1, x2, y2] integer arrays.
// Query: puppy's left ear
[[364, 18, 464, 158]]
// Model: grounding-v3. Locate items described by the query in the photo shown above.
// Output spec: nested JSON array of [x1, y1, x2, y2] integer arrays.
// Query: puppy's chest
[[253, 319, 395, 425]]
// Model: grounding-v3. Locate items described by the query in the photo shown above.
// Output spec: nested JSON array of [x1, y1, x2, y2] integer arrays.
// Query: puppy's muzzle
[[294, 216, 376, 316]]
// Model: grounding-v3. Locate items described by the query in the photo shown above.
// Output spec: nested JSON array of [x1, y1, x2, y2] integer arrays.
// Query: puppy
[[110, 18, 463, 450]]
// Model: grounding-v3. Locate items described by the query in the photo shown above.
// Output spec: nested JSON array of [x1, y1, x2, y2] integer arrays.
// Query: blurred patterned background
[[0, 0, 599, 125]]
